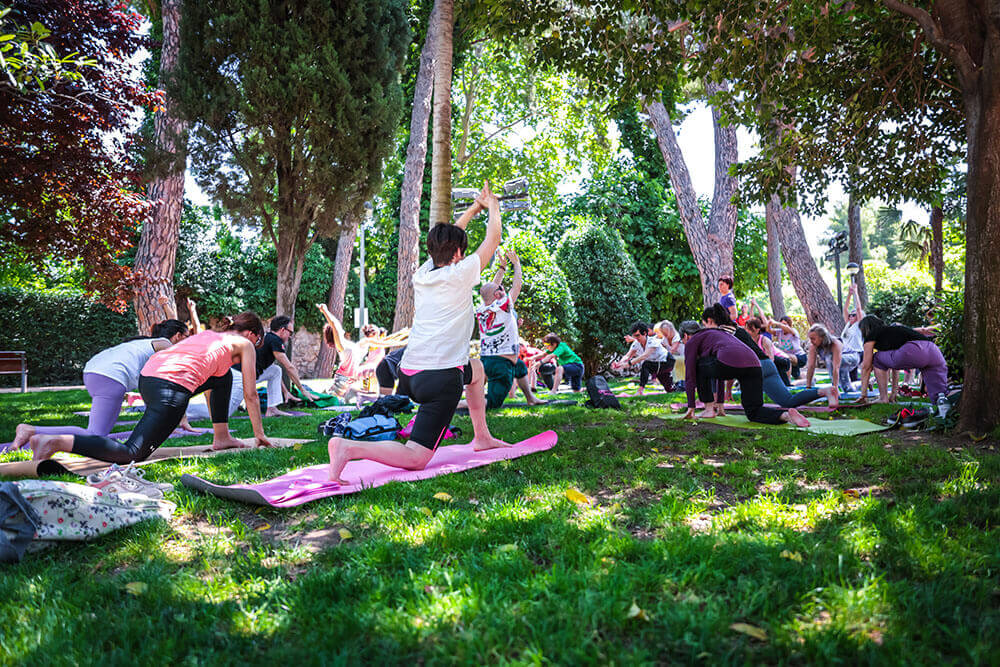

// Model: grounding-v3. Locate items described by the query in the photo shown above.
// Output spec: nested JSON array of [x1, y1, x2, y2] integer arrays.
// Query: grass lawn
[[1, 384, 998, 664]]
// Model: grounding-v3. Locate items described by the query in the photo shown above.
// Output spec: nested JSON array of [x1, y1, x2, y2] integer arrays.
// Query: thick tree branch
[[881, 0, 978, 85]]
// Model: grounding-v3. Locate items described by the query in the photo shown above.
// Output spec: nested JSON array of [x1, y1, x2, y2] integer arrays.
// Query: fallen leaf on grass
[[338, 528, 353, 541], [656, 462, 675, 468], [433, 492, 453, 502], [780, 550, 803, 562], [497, 543, 518, 553], [468, 498, 480, 505], [843, 489, 859, 498], [125, 582, 148, 596], [626, 600, 649, 621], [293, 443, 303, 451], [565, 488, 591, 505], [419, 507, 433, 517], [255, 523, 271, 531], [730, 622, 767, 641]]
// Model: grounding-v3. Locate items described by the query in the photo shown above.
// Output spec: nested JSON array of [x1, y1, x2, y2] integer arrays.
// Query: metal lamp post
[[826, 232, 850, 312], [355, 201, 373, 333]]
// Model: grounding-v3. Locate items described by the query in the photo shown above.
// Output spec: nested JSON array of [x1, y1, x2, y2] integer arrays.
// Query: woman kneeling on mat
[[744, 317, 838, 408], [22, 312, 273, 463], [680, 305, 810, 426], [327, 183, 508, 485], [12, 320, 191, 448], [856, 315, 948, 404]]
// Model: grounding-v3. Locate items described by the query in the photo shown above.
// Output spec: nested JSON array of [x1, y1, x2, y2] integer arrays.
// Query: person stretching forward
[[611, 321, 674, 394], [328, 184, 508, 484]]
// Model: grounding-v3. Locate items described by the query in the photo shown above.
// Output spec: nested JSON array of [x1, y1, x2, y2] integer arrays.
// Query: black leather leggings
[[72, 373, 233, 463], [696, 357, 785, 425]]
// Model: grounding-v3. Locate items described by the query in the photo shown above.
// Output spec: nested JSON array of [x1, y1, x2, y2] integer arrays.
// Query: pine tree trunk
[[393, 3, 440, 331], [774, 202, 844, 331], [427, 0, 453, 226], [847, 193, 868, 306], [315, 220, 359, 377], [645, 86, 737, 307], [764, 195, 786, 318], [133, 0, 188, 334], [957, 80, 1000, 433], [930, 205, 944, 296]]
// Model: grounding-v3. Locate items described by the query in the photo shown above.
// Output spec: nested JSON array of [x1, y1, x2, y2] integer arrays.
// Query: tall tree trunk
[[774, 200, 844, 331], [764, 195, 786, 318], [133, 0, 188, 334], [929, 205, 944, 296], [393, 2, 441, 332], [957, 78, 1000, 433], [427, 0, 454, 226], [644, 81, 738, 307], [315, 220, 359, 377], [847, 192, 868, 306]]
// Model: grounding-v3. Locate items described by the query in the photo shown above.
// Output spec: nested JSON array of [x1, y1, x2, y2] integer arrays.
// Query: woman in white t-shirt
[[11, 320, 189, 449], [327, 184, 508, 485]]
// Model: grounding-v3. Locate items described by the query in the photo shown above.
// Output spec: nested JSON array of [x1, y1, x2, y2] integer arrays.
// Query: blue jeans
[[818, 349, 860, 393], [761, 358, 820, 407], [561, 362, 584, 391]]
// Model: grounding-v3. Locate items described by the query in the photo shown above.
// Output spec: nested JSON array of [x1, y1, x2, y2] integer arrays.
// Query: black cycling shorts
[[396, 364, 473, 449]]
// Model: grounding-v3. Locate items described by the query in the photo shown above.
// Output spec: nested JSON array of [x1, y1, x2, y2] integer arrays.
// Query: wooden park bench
[[0, 351, 28, 392]]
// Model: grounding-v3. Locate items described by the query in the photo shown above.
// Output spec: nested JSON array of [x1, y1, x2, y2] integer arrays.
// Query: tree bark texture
[[957, 68, 1000, 433], [929, 205, 944, 295], [773, 201, 844, 332], [393, 2, 440, 332], [764, 196, 786, 319], [645, 82, 738, 308], [427, 0, 453, 226], [315, 220, 358, 377], [884, 0, 1000, 432], [847, 193, 868, 306], [133, 0, 188, 334]]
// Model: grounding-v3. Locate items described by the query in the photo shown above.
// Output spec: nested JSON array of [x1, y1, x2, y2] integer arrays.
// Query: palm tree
[[898, 217, 933, 268]]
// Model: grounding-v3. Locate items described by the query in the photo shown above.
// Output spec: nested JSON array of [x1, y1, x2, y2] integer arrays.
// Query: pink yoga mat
[[181, 430, 558, 508]]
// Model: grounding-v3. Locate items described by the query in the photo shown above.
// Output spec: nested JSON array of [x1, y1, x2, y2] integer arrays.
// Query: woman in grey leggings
[[743, 319, 838, 408]]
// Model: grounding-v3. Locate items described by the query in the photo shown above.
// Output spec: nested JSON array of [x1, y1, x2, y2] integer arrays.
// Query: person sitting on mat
[[327, 183, 508, 485], [11, 320, 191, 449], [23, 312, 273, 463], [744, 317, 838, 408], [679, 305, 810, 426], [804, 323, 858, 395], [534, 333, 584, 392], [509, 336, 543, 399], [185, 314, 318, 421], [770, 316, 808, 380], [612, 321, 674, 394], [855, 315, 948, 405], [475, 249, 545, 409]]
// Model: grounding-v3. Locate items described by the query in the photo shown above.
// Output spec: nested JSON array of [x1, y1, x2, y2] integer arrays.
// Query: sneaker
[[900, 407, 931, 430], [88, 463, 173, 498]]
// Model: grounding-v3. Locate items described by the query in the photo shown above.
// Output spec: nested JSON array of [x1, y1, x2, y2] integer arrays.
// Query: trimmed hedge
[[0, 287, 137, 387], [934, 290, 964, 382]]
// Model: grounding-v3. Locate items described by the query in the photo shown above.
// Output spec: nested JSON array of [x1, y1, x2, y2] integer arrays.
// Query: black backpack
[[584, 375, 622, 410]]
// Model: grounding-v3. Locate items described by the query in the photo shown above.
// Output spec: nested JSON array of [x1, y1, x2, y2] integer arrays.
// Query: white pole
[[359, 202, 371, 332]]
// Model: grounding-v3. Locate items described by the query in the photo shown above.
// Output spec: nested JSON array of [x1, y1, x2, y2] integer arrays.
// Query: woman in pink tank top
[[26, 312, 275, 464]]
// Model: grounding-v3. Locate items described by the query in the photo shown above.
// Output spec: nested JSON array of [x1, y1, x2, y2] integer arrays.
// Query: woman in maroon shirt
[[680, 304, 810, 426]]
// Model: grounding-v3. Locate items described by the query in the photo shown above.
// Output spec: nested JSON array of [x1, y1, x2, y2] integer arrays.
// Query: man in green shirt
[[537, 333, 584, 392]]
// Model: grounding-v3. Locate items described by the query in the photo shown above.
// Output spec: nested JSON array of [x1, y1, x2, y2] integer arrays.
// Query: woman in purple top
[[679, 305, 810, 426]]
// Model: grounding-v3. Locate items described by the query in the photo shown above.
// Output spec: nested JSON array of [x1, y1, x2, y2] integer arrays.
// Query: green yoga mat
[[663, 413, 888, 436]]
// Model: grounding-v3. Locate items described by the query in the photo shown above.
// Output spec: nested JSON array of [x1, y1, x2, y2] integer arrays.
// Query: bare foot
[[785, 409, 810, 428], [13, 423, 35, 450], [28, 434, 70, 461], [824, 387, 839, 409], [717, 408, 727, 417], [526, 397, 548, 406], [211, 436, 251, 451], [697, 408, 718, 419], [327, 437, 349, 484], [265, 408, 293, 417], [471, 436, 511, 451], [872, 397, 890, 404]]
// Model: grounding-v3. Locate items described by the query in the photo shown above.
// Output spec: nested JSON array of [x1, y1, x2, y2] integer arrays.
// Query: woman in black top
[[856, 316, 948, 403]]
